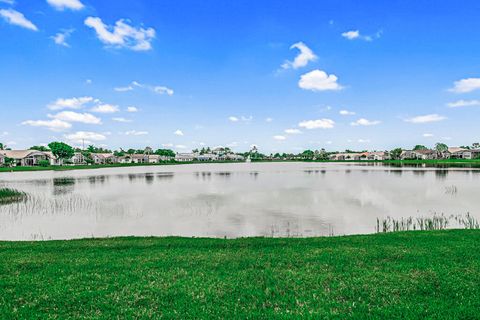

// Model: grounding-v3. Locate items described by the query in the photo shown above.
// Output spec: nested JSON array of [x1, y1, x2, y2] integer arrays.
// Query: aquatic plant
[[0, 188, 26, 205], [376, 212, 480, 233]]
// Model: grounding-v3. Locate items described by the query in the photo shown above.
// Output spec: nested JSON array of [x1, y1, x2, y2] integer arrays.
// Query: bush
[[38, 160, 50, 167]]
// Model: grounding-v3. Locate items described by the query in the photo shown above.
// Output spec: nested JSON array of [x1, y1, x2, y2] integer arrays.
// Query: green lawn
[[1, 230, 479, 319]]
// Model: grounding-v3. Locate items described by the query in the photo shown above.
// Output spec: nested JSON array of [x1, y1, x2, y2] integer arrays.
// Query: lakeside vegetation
[[0, 188, 26, 204], [0, 230, 479, 318]]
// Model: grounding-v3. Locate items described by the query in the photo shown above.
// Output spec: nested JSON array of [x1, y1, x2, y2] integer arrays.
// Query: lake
[[1, 162, 479, 240]]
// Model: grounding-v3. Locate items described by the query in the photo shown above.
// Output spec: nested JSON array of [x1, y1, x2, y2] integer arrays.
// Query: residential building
[[0, 153, 4, 166], [0, 150, 54, 166], [92, 153, 117, 165], [71, 152, 87, 165], [450, 149, 480, 159], [329, 153, 362, 161], [175, 153, 195, 162], [196, 153, 218, 161]]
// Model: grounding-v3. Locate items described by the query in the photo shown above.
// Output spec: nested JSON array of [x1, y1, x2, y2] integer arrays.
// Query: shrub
[[38, 160, 50, 167]]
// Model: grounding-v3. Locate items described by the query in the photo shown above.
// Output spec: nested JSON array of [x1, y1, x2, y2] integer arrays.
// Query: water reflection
[[0, 162, 479, 240]]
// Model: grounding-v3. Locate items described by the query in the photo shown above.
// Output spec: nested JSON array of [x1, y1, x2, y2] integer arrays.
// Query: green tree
[[48, 142, 74, 163], [0, 142, 4, 150], [390, 148, 403, 160], [435, 143, 448, 153], [29, 145, 50, 152], [413, 145, 428, 151]]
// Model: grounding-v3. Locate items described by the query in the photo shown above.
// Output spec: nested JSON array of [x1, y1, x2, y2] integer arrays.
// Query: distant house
[[225, 154, 245, 161], [196, 153, 218, 161], [329, 153, 362, 161], [450, 148, 480, 159], [71, 152, 87, 165], [0, 150, 54, 166], [363, 151, 390, 161], [413, 149, 438, 160], [0, 153, 4, 166], [92, 153, 117, 164], [175, 153, 195, 162]]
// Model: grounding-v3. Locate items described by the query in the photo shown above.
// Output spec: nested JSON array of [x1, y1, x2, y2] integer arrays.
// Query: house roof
[[0, 150, 52, 159], [448, 147, 466, 153]]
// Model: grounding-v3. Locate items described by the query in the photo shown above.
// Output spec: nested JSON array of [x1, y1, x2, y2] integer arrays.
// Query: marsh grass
[[376, 212, 480, 233], [0, 188, 26, 205]]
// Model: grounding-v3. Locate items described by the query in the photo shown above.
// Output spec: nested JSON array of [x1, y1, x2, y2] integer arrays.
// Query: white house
[[71, 152, 87, 165], [175, 153, 195, 162], [92, 153, 117, 164], [196, 153, 218, 161], [329, 153, 362, 161], [363, 151, 390, 161], [450, 149, 480, 159], [0, 150, 54, 166], [0, 153, 5, 166]]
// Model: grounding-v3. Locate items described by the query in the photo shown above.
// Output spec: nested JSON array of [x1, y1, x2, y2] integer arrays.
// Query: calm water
[[0, 162, 479, 240]]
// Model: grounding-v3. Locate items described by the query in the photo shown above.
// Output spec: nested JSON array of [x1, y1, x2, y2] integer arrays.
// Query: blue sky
[[1, 0, 480, 153]]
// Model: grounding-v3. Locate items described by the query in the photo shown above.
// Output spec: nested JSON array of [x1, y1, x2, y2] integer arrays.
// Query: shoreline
[[1, 158, 480, 173]]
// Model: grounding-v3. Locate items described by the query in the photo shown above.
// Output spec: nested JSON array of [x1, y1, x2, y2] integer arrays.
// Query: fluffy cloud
[[0, 9, 37, 31], [298, 70, 343, 91], [281, 42, 317, 69], [273, 135, 286, 141], [49, 111, 101, 124], [350, 118, 381, 126], [265, 117, 273, 123], [174, 129, 184, 136], [447, 99, 480, 108], [423, 133, 434, 137], [153, 86, 174, 96], [298, 119, 335, 129], [46, 0, 84, 10], [449, 78, 480, 93], [126, 106, 138, 112], [341, 30, 381, 41], [90, 104, 119, 113], [342, 30, 360, 40], [22, 119, 71, 131], [84, 17, 155, 51], [228, 116, 239, 122], [284, 128, 302, 134], [125, 130, 148, 136], [339, 110, 355, 116], [405, 114, 447, 124], [48, 96, 94, 110], [51, 29, 73, 47], [112, 117, 132, 123], [65, 131, 106, 144]]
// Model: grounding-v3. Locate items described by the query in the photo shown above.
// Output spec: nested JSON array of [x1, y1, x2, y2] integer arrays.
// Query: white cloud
[[339, 110, 355, 116], [298, 69, 343, 91], [48, 96, 94, 110], [90, 104, 119, 113], [174, 129, 184, 136], [281, 42, 317, 69], [84, 17, 155, 51], [405, 114, 447, 124], [162, 143, 173, 148], [65, 131, 106, 144], [112, 117, 132, 123], [341, 29, 381, 41], [298, 119, 335, 129], [357, 139, 371, 143], [228, 116, 239, 122], [114, 86, 133, 92], [49, 111, 101, 124], [51, 29, 73, 47], [449, 78, 480, 93], [284, 128, 302, 134], [265, 117, 273, 122], [126, 106, 138, 112], [342, 30, 360, 40], [350, 118, 381, 126], [125, 130, 148, 136], [153, 86, 174, 96], [46, 0, 84, 10], [423, 133, 434, 137], [0, 0, 15, 5], [85, 79, 92, 84], [273, 135, 286, 141], [447, 99, 480, 108], [175, 145, 187, 149], [0, 9, 38, 31], [22, 119, 71, 131]]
